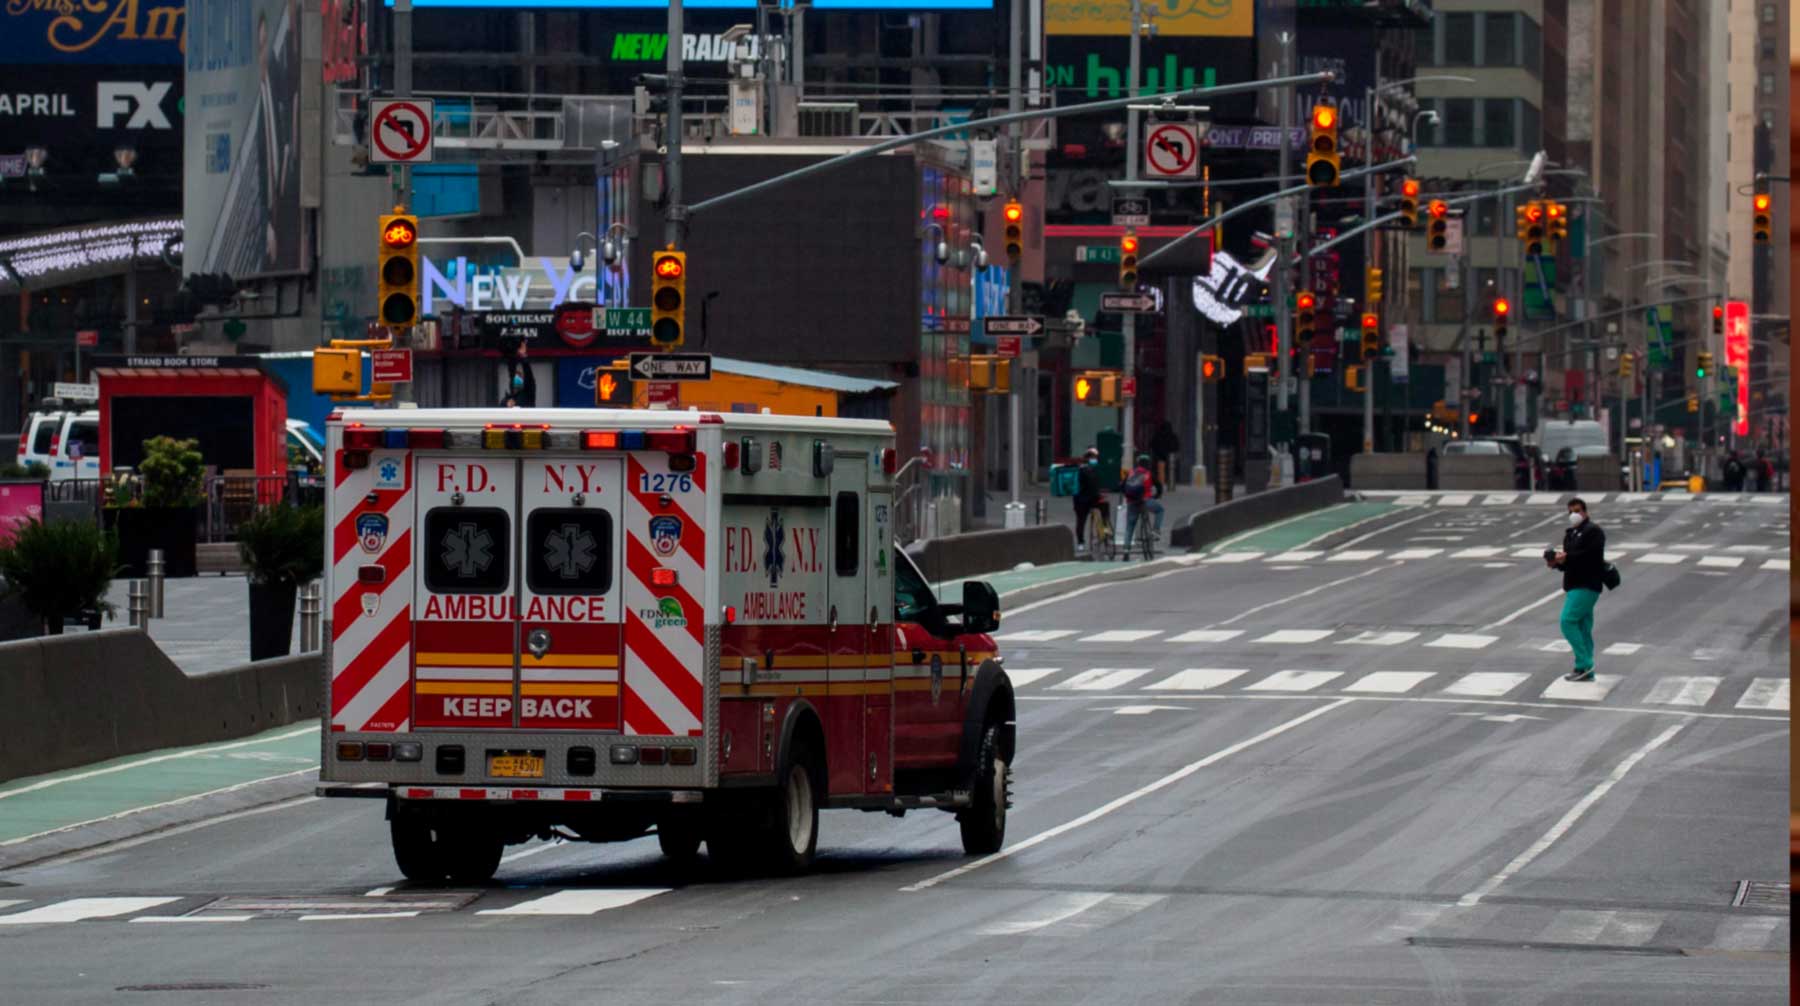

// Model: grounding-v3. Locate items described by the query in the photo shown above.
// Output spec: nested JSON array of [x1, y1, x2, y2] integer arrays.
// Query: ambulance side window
[[526, 509, 613, 594], [423, 508, 511, 594], [893, 548, 935, 622], [834, 491, 860, 577]]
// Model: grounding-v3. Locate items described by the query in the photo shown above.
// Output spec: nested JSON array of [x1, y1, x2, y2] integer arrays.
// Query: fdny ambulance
[[319, 408, 1015, 881]]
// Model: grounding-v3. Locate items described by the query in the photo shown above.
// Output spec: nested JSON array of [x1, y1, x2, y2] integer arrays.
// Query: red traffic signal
[[1296, 292, 1317, 311], [653, 253, 685, 280], [1360, 312, 1379, 331], [1003, 202, 1024, 223], [1120, 234, 1139, 254], [1493, 298, 1510, 317], [1401, 178, 1420, 199], [1428, 199, 1448, 219], [382, 218, 418, 248]]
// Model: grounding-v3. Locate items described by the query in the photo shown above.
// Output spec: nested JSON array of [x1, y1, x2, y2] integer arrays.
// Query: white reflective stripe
[[622, 641, 702, 735], [520, 667, 621, 682], [334, 646, 412, 731], [329, 583, 410, 679], [414, 667, 513, 681]]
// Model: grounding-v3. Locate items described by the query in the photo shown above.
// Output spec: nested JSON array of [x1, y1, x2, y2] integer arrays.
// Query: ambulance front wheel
[[958, 723, 1008, 855], [766, 735, 822, 873]]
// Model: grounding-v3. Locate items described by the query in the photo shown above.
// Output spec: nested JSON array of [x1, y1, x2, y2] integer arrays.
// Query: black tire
[[390, 813, 501, 885], [440, 829, 503, 885], [658, 819, 704, 863], [959, 724, 1008, 855], [764, 736, 822, 874], [390, 814, 446, 883]]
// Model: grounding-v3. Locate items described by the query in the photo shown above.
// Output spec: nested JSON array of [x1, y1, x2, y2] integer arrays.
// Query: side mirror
[[961, 580, 1000, 635]]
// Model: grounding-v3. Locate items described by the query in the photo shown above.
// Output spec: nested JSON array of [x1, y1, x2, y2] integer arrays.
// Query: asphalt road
[[1, 494, 1788, 1005]]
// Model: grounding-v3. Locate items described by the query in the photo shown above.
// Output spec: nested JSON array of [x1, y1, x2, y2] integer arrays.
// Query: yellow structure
[[632, 357, 896, 417]]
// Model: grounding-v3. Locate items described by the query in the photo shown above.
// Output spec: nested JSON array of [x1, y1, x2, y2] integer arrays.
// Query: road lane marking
[[1512, 547, 1551, 559], [976, 892, 1112, 935], [1013, 692, 1785, 723], [1217, 564, 1398, 627], [300, 912, 421, 921], [1763, 559, 1790, 571], [1109, 705, 1187, 716], [1637, 553, 1685, 564], [1526, 493, 1563, 504], [1458, 720, 1686, 908], [1697, 556, 1744, 569], [1268, 550, 1324, 562], [1167, 629, 1245, 644], [132, 915, 254, 924], [1735, 678, 1789, 711], [1480, 590, 1564, 631], [1710, 916, 1785, 951], [1204, 552, 1264, 564], [1538, 910, 1614, 944], [1252, 629, 1333, 644], [478, 889, 669, 916], [1053, 668, 1152, 691], [1344, 672, 1436, 694], [1427, 634, 1497, 650], [1001, 668, 1061, 688], [1601, 912, 1665, 946], [1441, 673, 1530, 698], [1078, 629, 1161, 643], [363, 887, 395, 897], [0, 725, 317, 802], [1452, 547, 1504, 558], [500, 841, 569, 864], [1481, 494, 1523, 505], [1331, 509, 1438, 550], [1539, 675, 1620, 702], [995, 629, 1080, 642], [0, 897, 180, 925], [901, 699, 1355, 892], [1244, 670, 1342, 692], [1147, 669, 1247, 691], [1438, 494, 1473, 506], [1601, 642, 1643, 656], [1642, 676, 1720, 707], [1328, 550, 1383, 562], [1389, 549, 1443, 560], [1344, 631, 1420, 646]]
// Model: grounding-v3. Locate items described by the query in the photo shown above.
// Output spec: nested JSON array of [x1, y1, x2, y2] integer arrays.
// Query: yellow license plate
[[488, 754, 545, 779]]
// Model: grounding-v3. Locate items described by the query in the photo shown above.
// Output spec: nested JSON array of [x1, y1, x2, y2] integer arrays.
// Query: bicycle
[[1123, 502, 1157, 562], [1084, 503, 1115, 562]]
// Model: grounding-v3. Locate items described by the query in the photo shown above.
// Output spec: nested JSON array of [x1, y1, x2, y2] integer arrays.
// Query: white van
[[15, 403, 99, 481], [1538, 420, 1609, 461]]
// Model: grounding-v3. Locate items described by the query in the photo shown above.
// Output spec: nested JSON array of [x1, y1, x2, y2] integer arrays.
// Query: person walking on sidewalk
[[1151, 421, 1181, 492], [1073, 448, 1104, 550], [1753, 450, 1774, 492], [1547, 497, 1606, 682]]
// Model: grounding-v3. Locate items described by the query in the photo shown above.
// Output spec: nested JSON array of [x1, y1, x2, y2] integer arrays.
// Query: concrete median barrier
[[904, 525, 1076, 585], [0, 629, 322, 783], [1171, 475, 1346, 552], [1350, 453, 1427, 490], [1573, 455, 1623, 493], [1437, 454, 1517, 491]]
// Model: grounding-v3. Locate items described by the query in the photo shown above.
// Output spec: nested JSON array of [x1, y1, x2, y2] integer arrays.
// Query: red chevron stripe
[[621, 682, 672, 736], [625, 455, 705, 567], [331, 609, 412, 718], [624, 613, 703, 720], [625, 534, 702, 645], [331, 529, 412, 639], [333, 480, 414, 563], [355, 678, 413, 733]]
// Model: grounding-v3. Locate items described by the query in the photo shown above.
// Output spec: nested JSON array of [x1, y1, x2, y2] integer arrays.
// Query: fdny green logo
[[639, 596, 687, 630]]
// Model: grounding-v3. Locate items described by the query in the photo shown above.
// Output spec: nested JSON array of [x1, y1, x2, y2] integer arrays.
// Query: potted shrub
[[237, 503, 324, 660], [0, 518, 118, 636], [107, 436, 204, 578]]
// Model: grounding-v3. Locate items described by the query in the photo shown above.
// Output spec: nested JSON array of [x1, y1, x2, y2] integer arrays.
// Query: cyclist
[[1073, 447, 1107, 552], [1122, 452, 1164, 554]]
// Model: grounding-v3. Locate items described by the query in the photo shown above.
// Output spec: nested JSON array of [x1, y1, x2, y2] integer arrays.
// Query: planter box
[[106, 506, 201, 578]]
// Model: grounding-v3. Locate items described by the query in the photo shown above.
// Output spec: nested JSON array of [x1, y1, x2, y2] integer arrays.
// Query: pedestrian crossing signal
[[1199, 354, 1223, 383]]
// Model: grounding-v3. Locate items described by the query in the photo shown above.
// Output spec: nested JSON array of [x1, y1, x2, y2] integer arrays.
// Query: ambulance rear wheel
[[658, 820, 704, 863], [390, 814, 446, 883], [958, 724, 1008, 855], [440, 829, 503, 885], [766, 737, 821, 873]]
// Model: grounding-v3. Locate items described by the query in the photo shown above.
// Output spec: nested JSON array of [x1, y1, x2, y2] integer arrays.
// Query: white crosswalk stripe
[[1427, 633, 1497, 650], [1641, 676, 1721, 707], [477, 889, 669, 916], [1438, 494, 1474, 506], [1616, 540, 1660, 549], [1697, 556, 1744, 569], [1481, 494, 1523, 506], [1167, 628, 1245, 644], [1147, 668, 1248, 691], [1204, 551, 1263, 563], [995, 629, 1080, 642], [1539, 675, 1619, 702], [1344, 631, 1420, 646], [1269, 550, 1325, 562], [0, 898, 180, 925], [1441, 672, 1529, 698], [1763, 558, 1790, 571], [1328, 549, 1383, 562], [1512, 547, 1550, 559], [1735, 678, 1790, 711], [1079, 629, 1161, 643], [1527, 493, 1563, 504], [1052, 668, 1153, 691], [1709, 916, 1785, 951], [1602, 642, 1643, 656], [1637, 553, 1685, 564], [1389, 548, 1443, 560], [1002, 668, 1062, 688], [1344, 671, 1436, 694], [1451, 546, 1504, 558], [1244, 670, 1342, 692], [1252, 629, 1334, 644]]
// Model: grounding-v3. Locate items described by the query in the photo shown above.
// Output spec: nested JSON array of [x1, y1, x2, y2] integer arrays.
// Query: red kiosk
[[91, 355, 288, 481]]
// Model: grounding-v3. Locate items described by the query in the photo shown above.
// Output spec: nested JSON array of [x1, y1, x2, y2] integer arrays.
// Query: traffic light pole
[[1361, 76, 1377, 453], [664, 0, 685, 249], [1004, 0, 1024, 517], [1272, 33, 1293, 486], [1120, 0, 1141, 490]]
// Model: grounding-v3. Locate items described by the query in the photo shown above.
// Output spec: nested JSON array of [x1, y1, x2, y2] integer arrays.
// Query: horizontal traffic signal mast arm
[[688, 71, 1336, 217]]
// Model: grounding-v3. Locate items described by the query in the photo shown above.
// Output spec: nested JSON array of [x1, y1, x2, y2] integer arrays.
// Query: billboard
[[392, 0, 990, 7], [1724, 299, 1750, 437], [1048, 0, 1252, 37], [0, 66, 182, 179], [184, 0, 308, 279], [0, 0, 184, 65]]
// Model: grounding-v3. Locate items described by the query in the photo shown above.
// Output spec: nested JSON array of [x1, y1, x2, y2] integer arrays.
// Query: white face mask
[[1568, 511, 1585, 526]]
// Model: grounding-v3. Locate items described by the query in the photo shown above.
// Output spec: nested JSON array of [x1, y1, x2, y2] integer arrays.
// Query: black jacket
[[1561, 519, 1606, 592], [1074, 463, 1102, 505]]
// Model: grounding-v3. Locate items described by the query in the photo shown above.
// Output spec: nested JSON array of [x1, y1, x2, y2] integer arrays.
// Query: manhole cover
[[188, 893, 476, 919], [1731, 881, 1789, 913]]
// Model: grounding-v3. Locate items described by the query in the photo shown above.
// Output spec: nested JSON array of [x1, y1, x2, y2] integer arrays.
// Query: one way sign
[[982, 315, 1044, 337], [629, 352, 712, 381]]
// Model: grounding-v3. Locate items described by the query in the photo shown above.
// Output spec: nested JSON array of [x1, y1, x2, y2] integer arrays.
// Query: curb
[[994, 554, 1196, 611]]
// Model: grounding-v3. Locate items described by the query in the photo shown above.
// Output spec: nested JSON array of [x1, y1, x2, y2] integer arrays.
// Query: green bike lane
[[0, 724, 320, 848]]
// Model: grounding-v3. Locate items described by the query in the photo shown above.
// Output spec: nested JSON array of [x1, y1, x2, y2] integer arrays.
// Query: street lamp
[[1410, 109, 1438, 151]]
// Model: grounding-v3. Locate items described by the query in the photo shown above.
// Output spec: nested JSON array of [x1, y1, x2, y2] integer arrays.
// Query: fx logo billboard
[[97, 82, 173, 129]]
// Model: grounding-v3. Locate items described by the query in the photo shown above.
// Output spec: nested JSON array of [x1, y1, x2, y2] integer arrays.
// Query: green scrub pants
[[1559, 588, 1600, 671]]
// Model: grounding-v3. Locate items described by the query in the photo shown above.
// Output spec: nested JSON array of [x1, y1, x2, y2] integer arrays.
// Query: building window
[[1761, 4, 1776, 23], [1482, 98, 1516, 148], [1442, 98, 1475, 146], [1484, 13, 1516, 66], [1443, 13, 1475, 64], [1519, 101, 1541, 153], [1521, 17, 1542, 75], [1761, 72, 1775, 96], [1415, 25, 1436, 66]]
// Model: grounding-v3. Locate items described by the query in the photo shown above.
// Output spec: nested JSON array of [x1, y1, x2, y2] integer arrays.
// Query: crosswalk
[[0, 888, 673, 927], [1399, 902, 1790, 956], [1360, 491, 1787, 507], [1004, 664, 1789, 713], [1005, 625, 1670, 658], [1196, 545, 1788, 569]]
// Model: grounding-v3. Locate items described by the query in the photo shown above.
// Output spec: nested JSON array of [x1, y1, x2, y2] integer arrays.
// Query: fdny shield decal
[[648, 515, 683, 557], [356, 513, 389, 554]]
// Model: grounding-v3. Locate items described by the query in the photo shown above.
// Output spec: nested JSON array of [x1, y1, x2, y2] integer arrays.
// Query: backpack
[[1122, 470, 1149, 502]]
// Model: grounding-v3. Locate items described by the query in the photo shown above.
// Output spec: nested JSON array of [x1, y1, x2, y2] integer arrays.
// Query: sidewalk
[[91, 574, 312, 675], [968, 480, 1227, 535]]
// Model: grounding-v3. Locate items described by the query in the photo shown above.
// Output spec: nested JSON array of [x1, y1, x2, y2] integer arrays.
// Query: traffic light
[[1367, 267, 1384, 304], [1712, 304, 1725, 336], [1514, 202, 1532, 241], [635, 73, 671, 118], [1199, 354, 1224, 383], [1398, 179, 1420, 228], [377, 209, 420, 330], [1119, 232, 1139, 288], [1619, 351, 1634, 379], [1520, 201, 1545, 255], [1687, 394, 1699, 413], [1359, 312, 1380, 362], [1546, 202, 1568, 242], [650, 248, 686, 346], [1295, 292, 1317, 344], [1345, 365, 1363, 393], [1002, 200, 1024, 261], [1427, 200, 1449, 251], [1305, 105, 1340, 187], [1695, 350, 1714, 379], [1753, 191, 1772, 244], [1075, 372, 1118, 406], [1492, 297, 1510, 343]]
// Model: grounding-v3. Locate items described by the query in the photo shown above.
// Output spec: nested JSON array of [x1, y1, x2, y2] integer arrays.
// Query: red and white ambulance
[[319, 408, 1015, 880]]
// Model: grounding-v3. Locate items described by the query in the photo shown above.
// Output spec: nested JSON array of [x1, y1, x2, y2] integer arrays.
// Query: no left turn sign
[[1144, 122, 1198, 179], [370, 98, 435, 164]]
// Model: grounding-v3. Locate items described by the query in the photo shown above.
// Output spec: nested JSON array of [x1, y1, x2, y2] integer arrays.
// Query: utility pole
[[1298, 220, 1312, 435], [1457, 248, 1472, 438], [1004, 0, 1025, 521], [664, 0, 685, 249], [1119, 0, 1142, 486], [1272, 31, 1293, 484], [393, 0, 414, 405], [1361, 73, 1378, 452]]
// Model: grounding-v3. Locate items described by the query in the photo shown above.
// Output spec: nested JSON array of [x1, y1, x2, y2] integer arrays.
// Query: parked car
[[14, 401, 99, 482]]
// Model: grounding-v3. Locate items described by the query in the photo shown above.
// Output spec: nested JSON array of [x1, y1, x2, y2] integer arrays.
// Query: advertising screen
[[393, 0, 989, 7]]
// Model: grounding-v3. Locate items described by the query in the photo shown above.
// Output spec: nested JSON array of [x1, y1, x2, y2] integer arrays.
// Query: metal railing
[[892, 454, 931, 546]]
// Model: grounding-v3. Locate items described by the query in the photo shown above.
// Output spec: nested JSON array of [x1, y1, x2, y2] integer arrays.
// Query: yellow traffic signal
[[1753, 191, 1772, 243], [1398, 179, 1420, 228], [1345, 365, 1363, 393], [1100, 373, 1119, 405], [1002, 201, 1024, 261], [969, 355, 1012, 394], [1619, 352, 1634, 378], [1367, 267, 1384, 303], [1359, 312, 1380, 362], [1199, 354, 1224, 383], [650, 248, 686, 346], [1295, 292, 1317, 344], [1305, 105, 1340, 187], [377, 209, 420, 330], [1119, 232, 1139, 288], [1427, 200, 1449, 251], [1687, 394, 1700, 413]]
